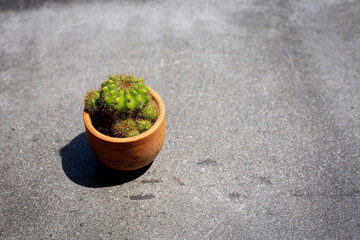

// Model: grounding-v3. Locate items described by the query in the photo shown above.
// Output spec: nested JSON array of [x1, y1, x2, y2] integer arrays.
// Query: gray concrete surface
[[1, 0, 359, 239]]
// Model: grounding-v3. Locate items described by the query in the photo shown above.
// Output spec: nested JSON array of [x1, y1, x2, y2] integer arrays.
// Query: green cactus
[[84, 74, 159, 138], [140, 99, 159, 122], [137, 119, 152, 132], [84, 90, 100, 114], [100, 75, 149, 114], [112, 119, 140, 138]]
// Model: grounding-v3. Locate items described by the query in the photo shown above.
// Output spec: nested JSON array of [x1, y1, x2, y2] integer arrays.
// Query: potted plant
[[83, 74, 166, 171]]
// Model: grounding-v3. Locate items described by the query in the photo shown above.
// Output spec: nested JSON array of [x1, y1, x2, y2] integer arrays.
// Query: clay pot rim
[[83, 87, 165, 143]]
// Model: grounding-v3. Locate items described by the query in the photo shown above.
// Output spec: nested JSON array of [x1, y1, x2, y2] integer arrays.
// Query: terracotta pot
[[83, 88, 166, 171]]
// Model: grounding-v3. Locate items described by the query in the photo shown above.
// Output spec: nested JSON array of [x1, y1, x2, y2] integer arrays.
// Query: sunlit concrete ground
[[1, 0, 359, 239]]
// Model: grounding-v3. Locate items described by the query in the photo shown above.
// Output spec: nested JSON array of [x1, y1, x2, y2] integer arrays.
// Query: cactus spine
[[84, 74, 159, 138]]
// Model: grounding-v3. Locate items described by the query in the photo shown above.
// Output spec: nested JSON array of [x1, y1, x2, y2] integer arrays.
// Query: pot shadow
[[59, 132, 152, 188]]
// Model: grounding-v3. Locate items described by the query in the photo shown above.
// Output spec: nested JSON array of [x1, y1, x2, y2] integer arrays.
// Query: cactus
[[140, 99, 159, 122], [84, 74, 159, 138], [112, 119, 140, 138], [101, 75, 149, 115], [137, 119, 152, 132], [84, 90, 100, 114]]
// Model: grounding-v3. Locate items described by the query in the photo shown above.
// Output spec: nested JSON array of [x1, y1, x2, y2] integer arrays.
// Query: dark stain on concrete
[[196, 159, 218, 166], [0, 0, 74, 12], [344, 190, 360, 197], [229, 192, 241, 199], [292, 192, 305, 198], [130, 194, 155, 200], [140, 179, 163, 184]]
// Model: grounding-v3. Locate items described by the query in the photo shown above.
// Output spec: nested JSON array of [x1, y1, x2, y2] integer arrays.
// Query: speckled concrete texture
[[1, 0, 359, 239]]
